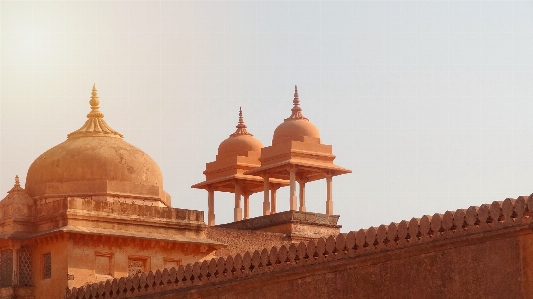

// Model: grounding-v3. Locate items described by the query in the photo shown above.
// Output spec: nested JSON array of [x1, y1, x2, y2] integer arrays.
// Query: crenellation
[[466, 206, 479, 233], [515, 196, 527, 223], [490, 201, 503, 225], [420, 215, 431, 241], [430, 214, 442, 239], [454, 209, 466, 233]]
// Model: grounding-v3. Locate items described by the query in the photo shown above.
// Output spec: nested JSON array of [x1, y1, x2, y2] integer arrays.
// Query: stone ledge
[[215, 211, 341, 231]]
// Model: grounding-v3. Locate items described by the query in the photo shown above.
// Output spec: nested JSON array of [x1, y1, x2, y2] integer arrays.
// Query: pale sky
[[1, 1, 533, 232]]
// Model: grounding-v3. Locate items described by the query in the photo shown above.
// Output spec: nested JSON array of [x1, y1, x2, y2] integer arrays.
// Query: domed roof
[[217, 108, 263, 160], [272, 86, 320, 145], [1, 176, 34, 206], [25, 85, 165, 201]]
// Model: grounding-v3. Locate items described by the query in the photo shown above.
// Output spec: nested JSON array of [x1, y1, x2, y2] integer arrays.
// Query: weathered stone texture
[[158, 234, 524, 299], [207, 227, 291, 258]]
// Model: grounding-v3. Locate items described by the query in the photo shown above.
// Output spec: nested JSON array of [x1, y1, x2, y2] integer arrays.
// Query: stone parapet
[[215, 211, 341, 241], [67, 195, 533, 299], [215, 211, 340, 230]]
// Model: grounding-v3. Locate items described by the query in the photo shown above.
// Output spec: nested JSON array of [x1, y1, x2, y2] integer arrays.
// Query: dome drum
[[27, 180, 170, 206]]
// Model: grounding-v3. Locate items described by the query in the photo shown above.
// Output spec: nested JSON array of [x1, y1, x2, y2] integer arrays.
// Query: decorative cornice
[[285, 85, 308, 121], [230, 107, 253, 137], [67, 84, 124, 139]]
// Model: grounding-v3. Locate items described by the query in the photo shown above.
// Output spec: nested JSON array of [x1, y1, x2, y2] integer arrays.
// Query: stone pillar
[[271, 185, 278, 214], [299, 181, 306, 212], [207, 189, 215, 226], [326, 175, 333, 215], [289, 167, 297, 211], [234, 183, 242, 222], [263, 175, 271, 216], [244, 193, 250, 220]]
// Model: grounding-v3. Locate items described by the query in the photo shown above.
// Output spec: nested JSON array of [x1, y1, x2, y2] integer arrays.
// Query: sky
[[1, 1, 533, 232]]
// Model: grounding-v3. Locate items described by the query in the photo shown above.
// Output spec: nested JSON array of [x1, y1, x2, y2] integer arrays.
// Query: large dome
[[25, 85, 168, 205], [25, 136, 163, 197], [216, 107, 263, 160], [272, 86, 320, 145]]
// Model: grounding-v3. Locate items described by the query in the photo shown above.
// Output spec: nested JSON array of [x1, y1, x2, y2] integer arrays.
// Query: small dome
[[25, 85, 165, 201], [1, 176, 34, 206], [272, 118, 320, 145], [216, 107, 263, 160], [272, 86, 320, 145], [218, 135, 263, 160]]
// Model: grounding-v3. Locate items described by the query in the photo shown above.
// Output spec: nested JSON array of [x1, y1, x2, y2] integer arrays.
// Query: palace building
[[2, 85, 533, 299]]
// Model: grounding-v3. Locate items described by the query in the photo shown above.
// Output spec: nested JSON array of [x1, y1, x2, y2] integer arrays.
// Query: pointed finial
[[294, 85, 299, 105], [67, 84, 124, 139], [87, 83, 103, 118], [230, 107, 253, 137], [286, 85, 308, 120], [90, 83, 100, 108], [8, 175, 23, 193]]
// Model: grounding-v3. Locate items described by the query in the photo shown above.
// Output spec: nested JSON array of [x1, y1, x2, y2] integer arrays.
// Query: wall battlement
[[67, 195, 533, 298]]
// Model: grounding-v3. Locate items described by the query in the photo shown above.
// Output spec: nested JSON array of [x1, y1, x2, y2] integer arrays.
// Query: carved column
[[207, 188, 215, 226], [326, 175, 333, 215], [298, 180, 306, 212], [243, 193, 250, 220], [263, 174, 271, 216], [289, 166, 297, 211], [234, 182, 242, 222]]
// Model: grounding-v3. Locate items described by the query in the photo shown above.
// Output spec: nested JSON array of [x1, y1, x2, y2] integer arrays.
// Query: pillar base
[[290, 196, 298, 211], [263, 201, 271, 216], [234, 207, 242, 222]]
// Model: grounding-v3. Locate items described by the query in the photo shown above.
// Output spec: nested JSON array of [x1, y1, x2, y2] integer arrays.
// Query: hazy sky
[[1, 1, 533, 232]]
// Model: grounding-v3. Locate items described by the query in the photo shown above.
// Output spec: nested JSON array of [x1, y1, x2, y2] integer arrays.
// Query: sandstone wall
[[166, 234, 526, 299], [206, 226, 292, 258], [67, 196, 533, 299]]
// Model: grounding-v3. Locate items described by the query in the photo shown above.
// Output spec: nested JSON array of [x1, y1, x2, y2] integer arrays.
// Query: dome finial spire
[[286, 85, 308, 120], [90, 83, 100, 108], [230, 107, 253, 137], [67, 84, 124, 139], [8, 175, 24, 193]]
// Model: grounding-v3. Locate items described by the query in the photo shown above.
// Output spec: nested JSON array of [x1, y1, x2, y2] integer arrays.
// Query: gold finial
[[286, 85, 308, 120], [67, 84, 124, 139], [230, 107, 253, 137], [90, 83, 100, 108]]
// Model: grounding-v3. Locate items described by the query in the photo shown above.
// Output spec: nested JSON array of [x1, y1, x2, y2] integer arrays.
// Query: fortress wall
[[68, 196, 533, 299], [165, 231, 528, 299]]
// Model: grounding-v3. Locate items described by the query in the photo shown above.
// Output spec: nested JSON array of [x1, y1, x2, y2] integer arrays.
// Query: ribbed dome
[[272, 86, 320, 145], [25, 85, 165, 201], [216, 107, 263, 160]]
